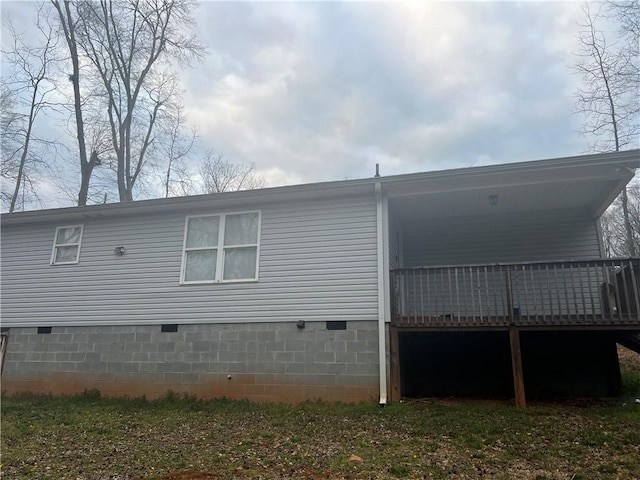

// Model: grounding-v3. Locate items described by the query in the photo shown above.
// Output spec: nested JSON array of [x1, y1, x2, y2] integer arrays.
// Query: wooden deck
[[390, 258, 640, 330]]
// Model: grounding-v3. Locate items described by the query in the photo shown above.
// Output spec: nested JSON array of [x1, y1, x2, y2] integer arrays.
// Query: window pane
[[224, 213, 258, 246], [56, 226, 82, 245], [186, 216, 219, 248], [55, 245, 79, 263], [223, 247, 257, 280], [184, 250, 217, 282]]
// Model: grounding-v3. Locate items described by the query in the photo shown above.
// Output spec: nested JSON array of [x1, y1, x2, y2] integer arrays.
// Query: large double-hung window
[[181, 211, 260, 283]]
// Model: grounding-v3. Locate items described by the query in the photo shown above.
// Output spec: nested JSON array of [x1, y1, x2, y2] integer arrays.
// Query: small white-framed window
[[181, 211, 260, 284], [51, 225, 84, 265]]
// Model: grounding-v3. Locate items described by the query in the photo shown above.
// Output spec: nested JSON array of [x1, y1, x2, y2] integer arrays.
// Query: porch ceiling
[[388, 160, 636, 222]]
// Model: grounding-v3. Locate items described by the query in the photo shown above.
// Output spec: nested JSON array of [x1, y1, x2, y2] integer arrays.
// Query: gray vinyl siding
[[1, 196, 378, 327], [401, 208, 601, 267], [397, 208, 604, 319]]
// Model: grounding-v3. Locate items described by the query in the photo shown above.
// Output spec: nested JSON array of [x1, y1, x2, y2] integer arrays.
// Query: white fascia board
[[379, 149, 638, 190], [383, 155, 638, 199]]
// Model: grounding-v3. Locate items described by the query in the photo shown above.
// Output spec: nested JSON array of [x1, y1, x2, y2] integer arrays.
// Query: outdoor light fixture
[[296, 320, 306, 329], [488, 194, 498, 206], [114, 246, 126, 256]]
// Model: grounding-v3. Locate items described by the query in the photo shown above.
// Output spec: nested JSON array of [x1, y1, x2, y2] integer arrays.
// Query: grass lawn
[[2, 350, 639, 480]]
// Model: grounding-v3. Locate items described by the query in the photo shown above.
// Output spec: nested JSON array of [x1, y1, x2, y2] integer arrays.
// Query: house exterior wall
[[1, 195, 378, 327], [401, 208, 601, 267], [1, 321, 380, 402], [1, 194, 382, 402]]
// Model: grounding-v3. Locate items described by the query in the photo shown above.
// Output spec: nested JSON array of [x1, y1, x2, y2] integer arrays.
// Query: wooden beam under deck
[[389, 326, 401, 404], [509, 328, 526, 408], [391, 323, 640, 333], [392, 315, 640, 332]]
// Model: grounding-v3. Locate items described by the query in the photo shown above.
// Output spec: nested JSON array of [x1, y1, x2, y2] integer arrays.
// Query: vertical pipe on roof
[[375, 182, 388, 406]]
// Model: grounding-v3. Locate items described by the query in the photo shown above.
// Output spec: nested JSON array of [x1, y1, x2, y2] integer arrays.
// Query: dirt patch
[[160, 472, 219, 480]]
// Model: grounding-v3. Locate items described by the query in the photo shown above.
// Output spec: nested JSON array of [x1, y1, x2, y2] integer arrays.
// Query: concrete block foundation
[[1, 321, 380, 403]]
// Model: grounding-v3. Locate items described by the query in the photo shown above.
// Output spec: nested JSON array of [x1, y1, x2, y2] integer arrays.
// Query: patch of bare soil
[[159, 472, 219, 480], [161, 471, 220, 480]]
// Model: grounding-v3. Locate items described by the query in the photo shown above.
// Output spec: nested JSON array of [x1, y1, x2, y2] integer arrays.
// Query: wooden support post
[[505, 268, 526, 407], [509, 327, 526, 408], [389, 325, 401, 403]]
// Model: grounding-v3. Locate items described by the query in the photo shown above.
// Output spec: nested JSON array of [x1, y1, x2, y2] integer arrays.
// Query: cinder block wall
[[1, 321, 380, 403]]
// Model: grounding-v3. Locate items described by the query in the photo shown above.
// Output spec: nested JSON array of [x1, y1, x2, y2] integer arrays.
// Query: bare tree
[[199, 151, 265, 194], [50, 0, 102, 206], [573, 2, 639, 256], [1, 17, 60, 212], [600, 178, 640, 256], [609, 0, 639, 52], [61, 0, 205, 202], [162, 104, 197, 198]]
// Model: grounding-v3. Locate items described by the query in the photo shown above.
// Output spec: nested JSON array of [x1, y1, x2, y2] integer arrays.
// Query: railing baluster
[[469, 267, 475, 325], [483, 266, 489, 325], [522, 265, 529, 326], [436, 268, 446, 325], [477, 267, 483, 323], [426, 269, 431, 325], [530, 266, 538, 324], [420, 270, 425, 327], [568, 263, 576, 324], [563, 263, 571, 323], [404, 270, 409, 327], [585, 263, 600, 324], [553, 264, 562, 322], [578, 262, 586, 324], [506, 268, 514, 327], [601, 262, 608, 323], [619, 259, 631, 324], [612, 260, 624, 325], [437, 268, 443, 326], [461, 267, 467, 323], [447, 268, 452, 324], [412, 270, 418, 325], [542, 263, 553, 323], [538, 265, 548, 323], [630, 259, 640, 321]]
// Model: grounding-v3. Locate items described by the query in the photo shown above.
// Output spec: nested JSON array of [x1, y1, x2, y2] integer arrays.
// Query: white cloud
[[2, 0, 600, 207], [181, 1, 591, 185]]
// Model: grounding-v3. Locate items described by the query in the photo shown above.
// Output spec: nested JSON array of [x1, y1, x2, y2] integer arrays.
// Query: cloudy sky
[[1, 0, 605, 204], [184, 0, 589, 186]]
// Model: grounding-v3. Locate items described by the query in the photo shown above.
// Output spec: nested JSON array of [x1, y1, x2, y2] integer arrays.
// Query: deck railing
[[390, 258, 640, 328]]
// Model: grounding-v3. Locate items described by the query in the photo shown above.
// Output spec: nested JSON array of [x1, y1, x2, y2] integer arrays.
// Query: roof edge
[[2, 149, 637, 225]]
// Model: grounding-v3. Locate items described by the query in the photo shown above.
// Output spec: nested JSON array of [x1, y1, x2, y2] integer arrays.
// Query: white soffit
[[388, 156, 637, 222]]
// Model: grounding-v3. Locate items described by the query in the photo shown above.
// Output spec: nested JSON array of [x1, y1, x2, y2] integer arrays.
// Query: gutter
[[375, 182, 388, 406]]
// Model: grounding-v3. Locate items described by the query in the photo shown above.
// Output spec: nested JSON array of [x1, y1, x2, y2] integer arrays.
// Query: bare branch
[[572, 1, 639, 256], [199, 152, 266, 194], [1, 15, 62, 212]]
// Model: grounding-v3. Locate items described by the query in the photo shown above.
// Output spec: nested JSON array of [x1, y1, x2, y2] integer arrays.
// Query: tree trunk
[[77, 161, 91, 207], [52, 1, 92, 206], [621, 187, 636, 256]]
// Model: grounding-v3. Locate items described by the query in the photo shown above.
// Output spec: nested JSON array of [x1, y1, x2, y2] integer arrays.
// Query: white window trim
[[180, 210, 261, 285], [50, 224, 84, 265]]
